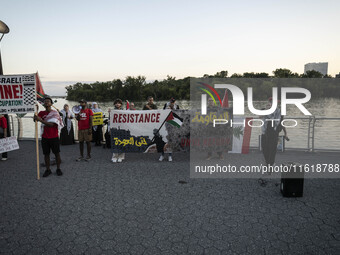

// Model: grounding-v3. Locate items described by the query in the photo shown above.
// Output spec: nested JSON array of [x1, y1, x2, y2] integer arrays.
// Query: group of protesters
[[32, 96, 179, 177], [2, 95, 287, 177]]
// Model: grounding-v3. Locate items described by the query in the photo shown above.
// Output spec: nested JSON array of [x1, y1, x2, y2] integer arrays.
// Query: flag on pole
[[36, 72, 46, 104], [222, 89, 229, 108], [166, 112, 183, 128]]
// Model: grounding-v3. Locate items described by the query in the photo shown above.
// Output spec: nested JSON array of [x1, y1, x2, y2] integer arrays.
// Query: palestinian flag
[[166, 112, 183, 128], [36, 72, 46, 104]]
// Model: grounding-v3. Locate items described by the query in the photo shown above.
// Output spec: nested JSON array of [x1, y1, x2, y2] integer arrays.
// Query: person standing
[[163, 97, 180, 110], [111, 99, 125, 163], [59, 104, 75, 145], [92, 102, 103, 146], [33, 97, 64, 177], [0, 114, 8, 161], [261, 98, 281, 168], [143, 96, 157, 110], [76, 99, 93, 162]]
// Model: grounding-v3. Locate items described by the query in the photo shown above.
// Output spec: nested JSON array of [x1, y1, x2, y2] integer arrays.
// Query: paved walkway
[[0, 141, 339, 254]]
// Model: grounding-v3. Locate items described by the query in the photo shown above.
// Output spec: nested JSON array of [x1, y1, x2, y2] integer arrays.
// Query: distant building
[[336, 72, 340, 78], [304, 62, 328, 76]]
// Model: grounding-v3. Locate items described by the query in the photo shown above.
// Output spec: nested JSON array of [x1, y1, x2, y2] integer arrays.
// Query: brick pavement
[[0, 141, 339, 254]]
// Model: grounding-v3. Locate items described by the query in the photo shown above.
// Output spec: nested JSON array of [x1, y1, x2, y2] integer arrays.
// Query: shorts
[[78, 129, 92, 142], [41, 137, 60, 155]]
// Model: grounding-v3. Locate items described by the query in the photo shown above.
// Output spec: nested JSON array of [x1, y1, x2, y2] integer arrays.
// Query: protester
[[206, 98, 223, 160], [92, 102, 104, 146], [143, 96, 157, 110], [59, 104, 75, 145], [76, 99, 93, 162], [0, 114, 8, 161], [163, 97, 180, 110], [261, 98, 282, 168], [111, 98, 125, 163], [129, 102, 136, 110], [149, 129, 173, 162], [33, 97, 64, 177]]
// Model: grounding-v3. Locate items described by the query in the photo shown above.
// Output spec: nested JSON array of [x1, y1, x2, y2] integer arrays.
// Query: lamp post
[[0, 20, 10, 75], [0, 20, 11, 138]]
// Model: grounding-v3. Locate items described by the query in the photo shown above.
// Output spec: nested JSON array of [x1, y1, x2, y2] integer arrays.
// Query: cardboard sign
[[92, 112, 103, 125], [0, 136, 19, 153]]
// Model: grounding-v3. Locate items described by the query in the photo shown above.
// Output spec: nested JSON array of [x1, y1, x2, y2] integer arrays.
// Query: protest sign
[[0, 74, 36, 114], [0, 136, 19, 153], [110, 109, 171, 153], [92, 112, 103, 125]]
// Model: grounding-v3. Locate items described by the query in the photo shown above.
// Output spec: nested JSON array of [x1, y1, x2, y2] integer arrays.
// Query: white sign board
[[0, 136, 20, 153]]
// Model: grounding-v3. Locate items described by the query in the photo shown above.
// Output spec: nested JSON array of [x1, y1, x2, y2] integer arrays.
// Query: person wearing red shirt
[[76, 99, 93, 161], [0, 114, 8, 161], [34, 97, 63, 177]]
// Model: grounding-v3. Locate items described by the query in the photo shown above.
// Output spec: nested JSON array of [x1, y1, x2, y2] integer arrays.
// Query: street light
[[0, 20, 10, 75]]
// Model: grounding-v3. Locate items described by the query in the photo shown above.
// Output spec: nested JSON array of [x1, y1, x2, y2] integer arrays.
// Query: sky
[[1, 0, 340, 96]]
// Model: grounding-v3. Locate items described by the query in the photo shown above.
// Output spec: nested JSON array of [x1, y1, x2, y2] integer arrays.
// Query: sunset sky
[[1, 0, 339, 95]]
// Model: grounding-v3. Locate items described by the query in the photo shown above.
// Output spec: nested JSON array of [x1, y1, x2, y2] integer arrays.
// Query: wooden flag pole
[[35, 103, 40, 180]]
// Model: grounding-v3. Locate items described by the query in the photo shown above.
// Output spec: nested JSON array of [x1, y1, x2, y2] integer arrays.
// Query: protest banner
[[92, 112, 103, 125], [110, 109, 172, 153], [0, 136, 19, 153], [109, 109, 238, 154], [0, 74, 36, 114]]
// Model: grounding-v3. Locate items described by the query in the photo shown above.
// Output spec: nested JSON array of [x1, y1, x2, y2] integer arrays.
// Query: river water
[[12, 98, 340, 150]]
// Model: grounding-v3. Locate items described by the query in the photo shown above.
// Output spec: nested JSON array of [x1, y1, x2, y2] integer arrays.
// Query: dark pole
[[0, 20, 10, 75], [0, 34, 4, 75], [0, 20, 10, 137], [0, 47, 3, 75]]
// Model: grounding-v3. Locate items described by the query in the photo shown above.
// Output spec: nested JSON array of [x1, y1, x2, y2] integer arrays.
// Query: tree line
[[65, 68, 339, 101]]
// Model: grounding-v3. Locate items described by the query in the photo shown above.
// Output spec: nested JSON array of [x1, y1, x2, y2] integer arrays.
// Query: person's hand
[[285, 136, 290, 141], [88, 129, 92, 135], [33, 115, 42, 122]]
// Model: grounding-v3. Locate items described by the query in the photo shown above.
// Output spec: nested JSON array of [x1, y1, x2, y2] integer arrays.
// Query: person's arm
[[33, 115, 57, 127], [282, 126, 289, 141], [89, 116, 93, 134], [3, 128, 7, 138]]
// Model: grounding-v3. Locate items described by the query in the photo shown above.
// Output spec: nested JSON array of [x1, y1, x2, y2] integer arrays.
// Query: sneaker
[[85, 156, 92, 162], [56, 169, 63, 176], [1, 158, 7, 161], [168, 156, 172, 162], [159, 155, 164, 162], [117, 158, 122, 163], [76, 156, 84, 162], [43, 169, 52, 177]]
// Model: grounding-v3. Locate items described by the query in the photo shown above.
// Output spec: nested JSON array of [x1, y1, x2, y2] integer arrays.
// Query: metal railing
[[6, 114, 340, 152]]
